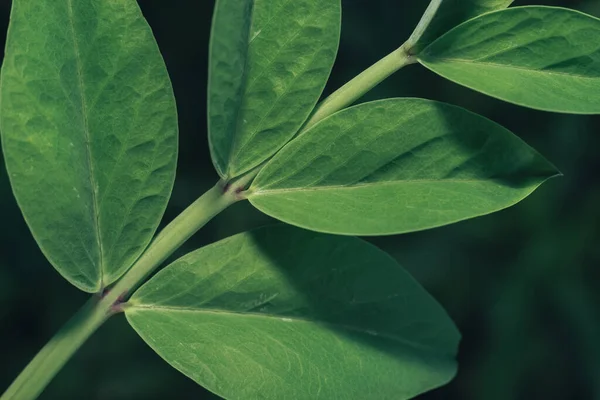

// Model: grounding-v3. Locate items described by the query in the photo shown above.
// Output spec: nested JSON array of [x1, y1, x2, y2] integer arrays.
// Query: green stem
[[0, 298, 109, 400], [1, 180, 241, 400], [301, 0, 442, 132], [404, 0, 443, 50], [103, 180, 239, 306], [302, 46, 416, 131]]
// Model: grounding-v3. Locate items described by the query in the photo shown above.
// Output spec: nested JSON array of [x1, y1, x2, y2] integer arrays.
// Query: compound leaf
[[419, 6, 600, 114], [126, 225, 460, 400], [208, 0, 341, 179], [0, 0, 178, 292], [248, 99, 558, 236]]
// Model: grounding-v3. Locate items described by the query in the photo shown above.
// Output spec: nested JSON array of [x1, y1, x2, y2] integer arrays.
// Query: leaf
[[412, 0, 513, 52], [418, 6, 600, 114], [208, 0, 341, 179], [126, 225, 460, 400], [0, 0, 178, 292], [248, 99, 558, 236]]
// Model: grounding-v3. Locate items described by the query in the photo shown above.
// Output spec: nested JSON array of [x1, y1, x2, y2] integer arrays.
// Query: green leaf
[[0, 0, 178, 292], [419, 6, 600, 114], [126, 225, 459, 400], [208, 0, 341, 179], [248, 99, 558, 236], [412, 0, 513, 52]]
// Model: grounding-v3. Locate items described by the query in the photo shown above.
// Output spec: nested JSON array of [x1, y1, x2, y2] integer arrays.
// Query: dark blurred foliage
[[1, 0, 599, 399]]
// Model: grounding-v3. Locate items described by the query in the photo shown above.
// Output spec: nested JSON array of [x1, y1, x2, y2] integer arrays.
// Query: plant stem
[[302, 45, 416, 131], [1, 180, 241, 400], [103, 180, 239, 306], [0, 298, 109, 400], [301, 0, 442, 132], [404, 0, 443, 50]]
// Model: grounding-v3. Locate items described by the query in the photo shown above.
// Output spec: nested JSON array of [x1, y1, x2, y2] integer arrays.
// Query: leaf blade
[[126, 225, 459, 400], [413, 0, 513, 52], [248, 99, 558, 235], [208, 0, 341, 179], [0, 0, 178, 291], [418, 6, 600, 114]]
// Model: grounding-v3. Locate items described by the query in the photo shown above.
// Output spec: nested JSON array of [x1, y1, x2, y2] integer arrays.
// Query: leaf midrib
[[128, 303, 452, 357], [420, 55, 600, 80], [218, 0, 255, 179], [226, 0, 325, 177], [251, 176, 549, 196], [67, 0, 104, 288]]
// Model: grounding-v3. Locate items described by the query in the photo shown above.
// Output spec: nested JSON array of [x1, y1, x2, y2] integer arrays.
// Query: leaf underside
[[0, 0, 178, 292], [208, 0, 341, 179], [419, 6, 600, 114], [126, 225, 460, 400], [248, 98, 558, 236]]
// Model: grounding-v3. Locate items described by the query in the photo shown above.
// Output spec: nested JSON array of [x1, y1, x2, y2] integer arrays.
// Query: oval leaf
[[248, 99, 558, 235], [0, 0, 178, 292], [419, 6, 600, 114], [126, 225, 460, 400], [413, 0, 513, 52], [208, 0, 341, 179]]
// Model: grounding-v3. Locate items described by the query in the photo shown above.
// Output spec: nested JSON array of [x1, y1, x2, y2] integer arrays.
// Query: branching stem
[[1, 181, 241, 400], [1, 1, 445, 398]]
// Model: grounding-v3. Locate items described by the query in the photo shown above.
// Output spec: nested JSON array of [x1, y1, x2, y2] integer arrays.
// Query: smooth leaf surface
[[0, 0, 178, 292], [208, 0, 340, 179], [126, 225, 459, 400], [419, 6, 600, 114], [413, 0, 512, 52], [248, 99, 558, 236]]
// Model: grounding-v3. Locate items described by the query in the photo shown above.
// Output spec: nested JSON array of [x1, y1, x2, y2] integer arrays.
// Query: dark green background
[[1, 0, 599, 399]]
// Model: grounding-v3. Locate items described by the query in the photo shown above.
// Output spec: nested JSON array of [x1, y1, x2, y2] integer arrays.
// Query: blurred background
[[1, 0, 599, 399]]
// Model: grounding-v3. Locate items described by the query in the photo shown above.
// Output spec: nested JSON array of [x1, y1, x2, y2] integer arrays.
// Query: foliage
[[127, 226, 459, 400], [249, 99, 557, 235], [1, 0, 599, 399], [208, 0, 340, 178], [0, 0, 177, 292], [419, 6, 600, 113]]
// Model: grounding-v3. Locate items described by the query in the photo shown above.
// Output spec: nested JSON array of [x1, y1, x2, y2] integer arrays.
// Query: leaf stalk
[[301, 0, 442, 132], [1, 181, 240, 400], [302, 45, 416, 132]]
